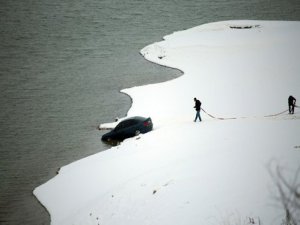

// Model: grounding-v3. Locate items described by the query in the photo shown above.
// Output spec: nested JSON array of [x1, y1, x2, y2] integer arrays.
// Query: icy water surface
[[1, 0, 300, 224]]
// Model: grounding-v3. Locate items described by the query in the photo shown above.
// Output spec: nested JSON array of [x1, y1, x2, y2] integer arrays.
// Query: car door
[[113, 120, 133, 140]]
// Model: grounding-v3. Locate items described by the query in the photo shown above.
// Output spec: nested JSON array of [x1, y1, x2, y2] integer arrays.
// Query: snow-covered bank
[[34, 21, 300, 225]]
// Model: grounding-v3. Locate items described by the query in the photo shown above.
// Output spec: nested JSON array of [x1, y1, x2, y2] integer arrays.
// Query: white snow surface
[[34, 21, 300, 225]]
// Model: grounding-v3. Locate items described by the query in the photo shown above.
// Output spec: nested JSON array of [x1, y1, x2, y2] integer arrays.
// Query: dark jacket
[[194, 99, 201, 111], [288, 96, 296, 105]]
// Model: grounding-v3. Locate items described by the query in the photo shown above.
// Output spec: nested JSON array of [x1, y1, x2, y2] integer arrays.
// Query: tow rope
[[201, 107, 294, 121], [263, 109, 289, 118], [201, 108, 238, 120]]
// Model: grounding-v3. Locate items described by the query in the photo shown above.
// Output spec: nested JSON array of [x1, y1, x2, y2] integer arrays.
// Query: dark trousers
[[289, 104, 295, 114], [194, 110, 202, 121]]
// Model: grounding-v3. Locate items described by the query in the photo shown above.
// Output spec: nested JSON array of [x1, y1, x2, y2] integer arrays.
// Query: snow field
[[34, 20, 300, 225]]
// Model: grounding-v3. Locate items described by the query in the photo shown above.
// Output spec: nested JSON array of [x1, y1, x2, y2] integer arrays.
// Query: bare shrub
[[268, 163, 300, 225]]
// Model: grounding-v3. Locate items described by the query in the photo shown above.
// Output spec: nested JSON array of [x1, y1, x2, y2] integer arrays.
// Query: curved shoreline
[[121, 50, 184, 113], [100, 45, 184, 130]]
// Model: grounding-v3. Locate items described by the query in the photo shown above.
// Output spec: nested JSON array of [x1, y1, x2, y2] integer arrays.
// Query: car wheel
[[135, 130, 140, 136]]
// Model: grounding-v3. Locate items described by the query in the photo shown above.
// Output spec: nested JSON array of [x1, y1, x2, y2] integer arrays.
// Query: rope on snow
[[201, 108, 293, 121], [201, 108, 237, 120]]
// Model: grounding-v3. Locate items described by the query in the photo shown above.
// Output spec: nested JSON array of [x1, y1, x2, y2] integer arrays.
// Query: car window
[[115, 120, 134, 131], [123, 120, 133, 127], [128, 120, 139, 126], [115, 122, 124, 131]]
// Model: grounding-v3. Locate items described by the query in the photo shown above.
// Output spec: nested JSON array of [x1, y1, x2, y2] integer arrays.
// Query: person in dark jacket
[[288, 95, 296, 114], [194, 97, 202, 122]]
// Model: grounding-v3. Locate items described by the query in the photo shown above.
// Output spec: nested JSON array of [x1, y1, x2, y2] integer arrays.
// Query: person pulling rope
[[288, 95, 297, 114], [194, 95, 298, 121]]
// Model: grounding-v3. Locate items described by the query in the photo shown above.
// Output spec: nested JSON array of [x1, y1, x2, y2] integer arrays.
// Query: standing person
[[194, 97, 202, 122], [288, 95, 296, 114]]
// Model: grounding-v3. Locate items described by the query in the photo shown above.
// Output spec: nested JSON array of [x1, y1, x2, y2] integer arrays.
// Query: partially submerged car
[[101, 116, 153, 142]]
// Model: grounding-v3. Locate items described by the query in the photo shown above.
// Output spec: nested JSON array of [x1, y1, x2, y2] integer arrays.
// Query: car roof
[[121, 116, 148, 122]]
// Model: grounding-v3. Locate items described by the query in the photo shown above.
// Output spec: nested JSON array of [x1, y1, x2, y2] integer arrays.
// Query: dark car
[[101, 116, 153, 142]]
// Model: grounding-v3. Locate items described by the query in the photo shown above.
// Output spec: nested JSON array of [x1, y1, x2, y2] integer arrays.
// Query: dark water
[[0, 0, 299, 224]]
